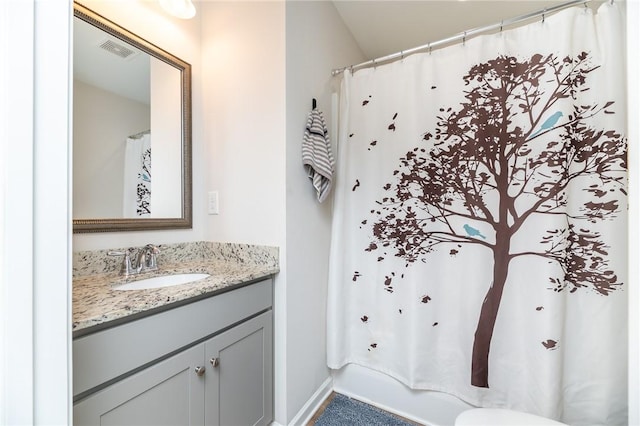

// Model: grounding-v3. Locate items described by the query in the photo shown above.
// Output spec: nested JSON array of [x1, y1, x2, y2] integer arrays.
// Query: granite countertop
[[72, 242, 279, 335]]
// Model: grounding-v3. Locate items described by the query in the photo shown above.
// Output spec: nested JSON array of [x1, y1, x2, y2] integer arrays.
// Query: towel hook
[[312, 98, 317, 109]]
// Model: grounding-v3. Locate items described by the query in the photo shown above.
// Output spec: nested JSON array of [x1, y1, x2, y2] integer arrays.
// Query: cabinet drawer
[[74, 278, 272, 397]]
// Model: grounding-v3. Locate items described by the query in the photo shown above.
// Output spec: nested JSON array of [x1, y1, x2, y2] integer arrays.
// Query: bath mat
[[313, 393, 417, 426]]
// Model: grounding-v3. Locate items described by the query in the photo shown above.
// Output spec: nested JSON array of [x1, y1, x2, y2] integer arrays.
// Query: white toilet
[[455, 408, 568, 425]]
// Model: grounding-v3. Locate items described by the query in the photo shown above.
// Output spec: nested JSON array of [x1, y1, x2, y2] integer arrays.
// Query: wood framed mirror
[[72, 2, 192, 233]]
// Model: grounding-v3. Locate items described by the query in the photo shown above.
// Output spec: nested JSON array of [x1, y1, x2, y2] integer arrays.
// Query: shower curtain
[[123, 132, 151, 217], [327, 3, 627, 425]]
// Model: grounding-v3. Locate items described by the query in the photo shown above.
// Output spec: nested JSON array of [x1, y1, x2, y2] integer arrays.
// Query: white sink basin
[[113, 273, 210, 291]]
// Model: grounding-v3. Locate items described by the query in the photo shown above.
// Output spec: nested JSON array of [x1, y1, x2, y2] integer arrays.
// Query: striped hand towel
[[302, 108, 334, 203]]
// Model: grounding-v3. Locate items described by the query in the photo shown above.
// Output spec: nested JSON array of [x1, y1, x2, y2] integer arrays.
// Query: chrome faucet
[[108, 244, 160, 277]]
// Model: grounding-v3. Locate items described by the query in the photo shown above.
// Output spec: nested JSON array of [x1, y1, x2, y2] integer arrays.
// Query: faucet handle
[[145, 244, 160, 253], [108, 248, 136, 276], [144, 244, 160, 270]]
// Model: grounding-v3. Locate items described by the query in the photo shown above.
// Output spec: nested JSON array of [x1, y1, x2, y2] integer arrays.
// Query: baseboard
[[288, 376, 334, 426]]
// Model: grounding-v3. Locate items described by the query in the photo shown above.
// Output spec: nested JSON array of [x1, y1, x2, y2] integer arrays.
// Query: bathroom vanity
[[72, 242, 278, 426]]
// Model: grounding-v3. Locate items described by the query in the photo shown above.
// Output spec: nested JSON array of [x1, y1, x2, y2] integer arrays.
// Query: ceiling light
[[159, 0, 196, 19]]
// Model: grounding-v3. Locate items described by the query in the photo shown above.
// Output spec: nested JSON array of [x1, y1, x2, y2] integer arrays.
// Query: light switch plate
[[208, 191, 219, 215]]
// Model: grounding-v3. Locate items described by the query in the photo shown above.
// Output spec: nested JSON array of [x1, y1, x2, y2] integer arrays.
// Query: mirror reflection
[[72, 3, 192, 233]]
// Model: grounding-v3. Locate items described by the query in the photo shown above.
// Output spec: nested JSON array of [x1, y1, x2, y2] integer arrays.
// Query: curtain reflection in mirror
[[123, 131, 151, 218]]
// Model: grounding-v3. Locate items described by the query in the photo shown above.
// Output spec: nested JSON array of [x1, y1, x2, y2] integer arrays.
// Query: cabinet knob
[[195, 366, 206, 376], [210, 357, 220, 368]]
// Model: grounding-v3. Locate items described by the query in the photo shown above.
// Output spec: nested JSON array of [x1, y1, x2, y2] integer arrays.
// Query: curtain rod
[[331, 0, 592, 76], [128, 129, 150, 139]]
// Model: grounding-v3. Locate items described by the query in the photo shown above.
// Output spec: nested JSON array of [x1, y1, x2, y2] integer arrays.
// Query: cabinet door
[[204, 311, 273, 426], [74, 344, 205, 426]]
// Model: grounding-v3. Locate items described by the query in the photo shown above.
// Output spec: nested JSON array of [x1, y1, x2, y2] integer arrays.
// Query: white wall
[[1, 0, 72, 424], [72, 0, 204, 251], [284, 1, 365, 424]]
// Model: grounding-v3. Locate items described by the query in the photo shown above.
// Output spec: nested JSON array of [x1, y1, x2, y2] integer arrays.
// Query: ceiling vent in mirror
[[99, 39, 137, 59]]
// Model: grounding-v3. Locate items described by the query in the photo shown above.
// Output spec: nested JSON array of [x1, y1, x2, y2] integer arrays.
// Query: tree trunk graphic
[[472, 243, 510, 388], [367, 52, 626, 387]]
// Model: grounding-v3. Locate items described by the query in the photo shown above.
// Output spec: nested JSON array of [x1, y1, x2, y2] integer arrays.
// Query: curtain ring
[[428, 42, 432, 55], [400, 50, 404, 60], [463, 31, 467, 45], [500, 20, 504, 32], [542, 8, 546, 23]]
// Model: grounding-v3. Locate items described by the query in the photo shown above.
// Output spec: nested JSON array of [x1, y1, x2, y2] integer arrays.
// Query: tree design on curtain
[[137, 147, 151, 216], [367, 52, 627, 388]]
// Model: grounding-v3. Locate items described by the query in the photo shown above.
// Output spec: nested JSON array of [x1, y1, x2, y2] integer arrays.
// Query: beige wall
[[150, 57, 182, 218], [73, 79, 150, 218], [284, 1, 365, 423], [201, 1, 286, 247]]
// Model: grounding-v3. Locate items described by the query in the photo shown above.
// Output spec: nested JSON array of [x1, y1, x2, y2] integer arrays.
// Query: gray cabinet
[[205, 312, 273, 426], [73, 279, 273, 426]]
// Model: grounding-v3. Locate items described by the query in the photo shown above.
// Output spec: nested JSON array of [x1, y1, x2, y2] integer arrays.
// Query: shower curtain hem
[[328, 358, 506, 410]]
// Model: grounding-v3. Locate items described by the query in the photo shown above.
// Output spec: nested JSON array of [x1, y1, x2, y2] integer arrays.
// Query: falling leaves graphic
[[387, 113, 398, 131], [542, 339, 558, 350]]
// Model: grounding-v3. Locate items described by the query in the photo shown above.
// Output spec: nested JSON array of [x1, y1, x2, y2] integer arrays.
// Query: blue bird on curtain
[[464, 224, 486, 239], [528, 111, 563, 139]]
